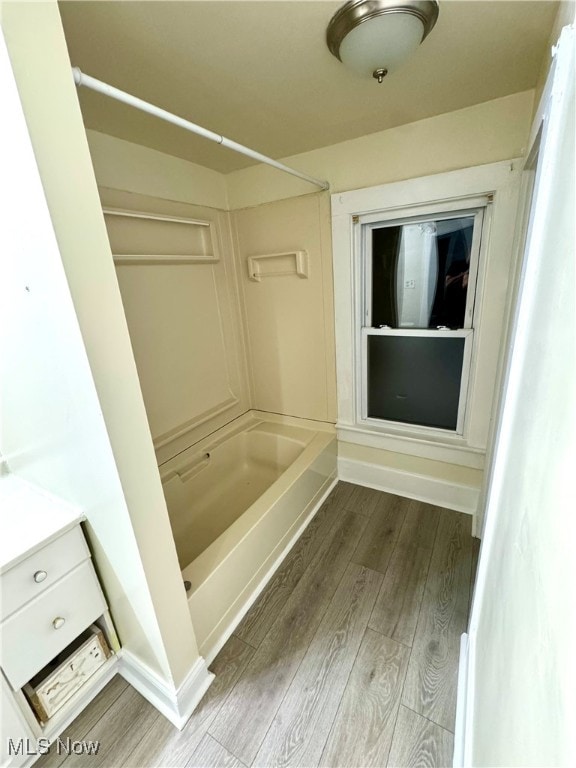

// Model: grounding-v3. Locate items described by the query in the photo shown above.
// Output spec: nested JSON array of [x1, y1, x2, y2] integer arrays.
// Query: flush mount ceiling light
[[326, 0, 439, 83]]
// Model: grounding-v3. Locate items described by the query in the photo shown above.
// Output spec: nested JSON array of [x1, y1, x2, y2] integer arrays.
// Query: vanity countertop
[[0, 475, 84, 574]]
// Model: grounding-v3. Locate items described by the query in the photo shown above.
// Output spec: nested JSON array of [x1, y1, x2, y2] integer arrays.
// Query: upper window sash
[[361, 206, 485, 331]]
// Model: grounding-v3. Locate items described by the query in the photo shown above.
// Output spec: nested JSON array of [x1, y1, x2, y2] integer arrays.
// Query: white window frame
[[357, 202, 486, 437], [331, 160, 523, 465]]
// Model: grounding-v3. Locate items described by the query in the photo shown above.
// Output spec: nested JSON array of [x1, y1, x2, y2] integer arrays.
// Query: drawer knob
[[33, 570, 48, 583], [52, 616, 66, 630]]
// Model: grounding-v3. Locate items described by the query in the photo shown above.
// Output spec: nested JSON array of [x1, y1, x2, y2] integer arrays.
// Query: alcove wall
[[82, 84, 536, 527], [232, 193, 337, 423], [98, 186, 250, 464]]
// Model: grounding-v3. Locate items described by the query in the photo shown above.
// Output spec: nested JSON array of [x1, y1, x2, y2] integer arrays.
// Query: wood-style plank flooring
[[36, 483, 476, 768]]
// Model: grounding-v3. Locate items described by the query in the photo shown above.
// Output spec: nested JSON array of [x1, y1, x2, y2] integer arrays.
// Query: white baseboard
[[201, 474, 338, 664], [118, 651, 213, 730], [338, 457, 479, 515], [454, 632, 469, 767]]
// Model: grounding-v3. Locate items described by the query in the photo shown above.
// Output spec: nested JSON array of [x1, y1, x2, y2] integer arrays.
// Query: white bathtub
[[160, 412, 336, 659]]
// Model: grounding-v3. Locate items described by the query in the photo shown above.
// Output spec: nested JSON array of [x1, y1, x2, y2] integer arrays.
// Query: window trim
[[356, 203, 486, 437], [331, 160, 523, 462]]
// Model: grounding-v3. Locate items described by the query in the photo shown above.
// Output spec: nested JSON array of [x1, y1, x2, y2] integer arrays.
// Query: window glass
[[367, 335, 466, 430], [371, 216, 474, 329]]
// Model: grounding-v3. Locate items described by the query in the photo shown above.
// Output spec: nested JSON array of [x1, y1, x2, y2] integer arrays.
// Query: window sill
[[337, 422, 485, 469]]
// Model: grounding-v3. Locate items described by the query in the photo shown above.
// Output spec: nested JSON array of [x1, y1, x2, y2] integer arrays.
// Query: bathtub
[[160, 411, 337, 659]]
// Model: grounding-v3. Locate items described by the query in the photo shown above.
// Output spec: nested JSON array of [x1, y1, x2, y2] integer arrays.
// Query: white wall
[[0, 21, 173, 680], [0, 0, 200, 689], [533, 0, 575, 110], [464, 23, 575, 767]]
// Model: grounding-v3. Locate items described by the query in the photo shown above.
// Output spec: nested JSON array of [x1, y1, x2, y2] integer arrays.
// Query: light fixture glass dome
[[327, 0, 439, 82], [340, 13, 425, 77]]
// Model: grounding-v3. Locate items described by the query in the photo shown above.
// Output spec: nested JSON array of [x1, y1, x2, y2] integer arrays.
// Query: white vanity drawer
[[0, 526, 89, 621], [0, 560, 107, 690]]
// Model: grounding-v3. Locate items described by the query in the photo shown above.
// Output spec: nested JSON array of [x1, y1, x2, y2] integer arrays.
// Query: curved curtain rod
[[72, 67, 330, 192]]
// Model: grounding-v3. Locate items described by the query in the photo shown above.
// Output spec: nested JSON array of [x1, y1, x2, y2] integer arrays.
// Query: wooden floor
[[37, 483, 478, 768]]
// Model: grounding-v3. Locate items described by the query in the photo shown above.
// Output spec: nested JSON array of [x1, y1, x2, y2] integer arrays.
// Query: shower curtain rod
[[72, 68, 330, 191]]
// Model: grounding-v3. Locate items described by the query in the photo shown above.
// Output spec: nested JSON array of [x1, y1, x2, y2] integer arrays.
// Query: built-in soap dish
[[247, 251, 308, 282]]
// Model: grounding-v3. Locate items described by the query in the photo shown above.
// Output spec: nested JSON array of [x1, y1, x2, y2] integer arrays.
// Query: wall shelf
[[247, 251, 308, 282], [103, 207, 219, 263], [102, 209, 211, 227], [112, 254, 219, 265]]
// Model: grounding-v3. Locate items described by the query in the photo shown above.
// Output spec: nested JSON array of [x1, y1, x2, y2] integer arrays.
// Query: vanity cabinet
[[0, 476, 119, 768]]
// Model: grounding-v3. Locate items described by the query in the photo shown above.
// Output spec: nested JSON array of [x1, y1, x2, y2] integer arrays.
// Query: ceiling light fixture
[[326, 0, 439, 83]]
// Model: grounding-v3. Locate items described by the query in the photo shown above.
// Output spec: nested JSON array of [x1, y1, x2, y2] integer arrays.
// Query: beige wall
[[226, 90, 534, 208], [71, 31, 537, 510], [100, 187, 250, 464], [229, 96, 533, 490], [85, 88, 535, 506], [233, 193, 337, 422], [85, 89, 534, 215], [87, 128, 228, 210], [87, 133, 338, 428], [1, 0, 199, 687]]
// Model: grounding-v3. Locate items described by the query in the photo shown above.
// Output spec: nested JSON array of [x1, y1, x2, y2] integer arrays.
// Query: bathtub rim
[[159, 409, 334, 480], [179, 413, 335, 594]]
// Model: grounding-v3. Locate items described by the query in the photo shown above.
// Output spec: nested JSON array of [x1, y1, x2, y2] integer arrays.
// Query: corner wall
[[86, 128, 228, 210], [0, 0, 200, 690], [99, 186, 251, 465], [229, 93, 533, 518], [80, 62, 535, 521], [232, 193, 337, 423], [85, 135, 338, 430]]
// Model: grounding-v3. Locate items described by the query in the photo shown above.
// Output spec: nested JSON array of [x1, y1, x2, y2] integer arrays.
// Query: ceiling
[[59, 0, 558, 174]]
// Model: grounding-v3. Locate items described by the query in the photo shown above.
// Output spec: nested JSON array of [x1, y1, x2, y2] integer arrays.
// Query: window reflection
[[371, 216, 474, 329]]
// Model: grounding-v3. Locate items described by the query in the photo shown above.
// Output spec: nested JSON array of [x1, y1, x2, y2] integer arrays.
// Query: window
[[359, 205, 485, 435], [332, 160, 522, 459]]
